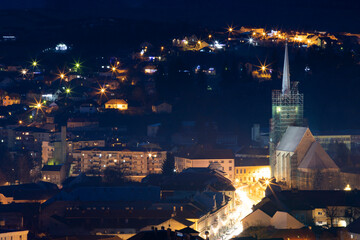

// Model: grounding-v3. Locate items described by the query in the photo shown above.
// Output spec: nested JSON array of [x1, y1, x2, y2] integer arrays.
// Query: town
[[0, 5, 360, 240]]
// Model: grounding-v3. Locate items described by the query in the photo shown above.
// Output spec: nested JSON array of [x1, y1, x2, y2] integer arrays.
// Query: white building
[[175, 149, 235, 181], [0, 230, 29, 240]]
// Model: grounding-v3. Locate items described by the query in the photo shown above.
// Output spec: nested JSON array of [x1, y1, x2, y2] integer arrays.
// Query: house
[[67, 118, 99, 129], [0, 181, 58, 204], [0, 230, 29, 240], [128, 228, 204, 240], [46, 102, 59, 113], [105, 99, 128, 110], [152, 103, 172, 114], [2, 94, 20, 106], [274, 126, 339, 190], [175, 148, 235, 181], [143, 167, 236, 209], [147, 123, 161, 137], [80, 103, 98, 114], [235, 146, 270, 187], [41, 165, 67, 186], [347, 217, 360, 239], [234, 158, 270, 186], [246, 189, 360, 229]]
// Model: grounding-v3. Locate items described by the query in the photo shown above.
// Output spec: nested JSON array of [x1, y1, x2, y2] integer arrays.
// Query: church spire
[[282, 43, 290, 95]]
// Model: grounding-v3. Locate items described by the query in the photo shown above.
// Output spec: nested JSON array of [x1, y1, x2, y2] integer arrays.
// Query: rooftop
[[277, 127, 309, 152]]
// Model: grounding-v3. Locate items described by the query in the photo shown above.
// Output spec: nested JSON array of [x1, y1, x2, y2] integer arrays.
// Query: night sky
[[1, 0, 360, 32]]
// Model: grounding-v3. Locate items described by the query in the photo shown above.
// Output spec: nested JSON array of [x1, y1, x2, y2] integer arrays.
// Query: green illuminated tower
[[270, 43, 304, 177]]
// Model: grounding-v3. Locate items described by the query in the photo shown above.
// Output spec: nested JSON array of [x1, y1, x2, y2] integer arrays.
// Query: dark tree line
[[0, 145, 35, 184]]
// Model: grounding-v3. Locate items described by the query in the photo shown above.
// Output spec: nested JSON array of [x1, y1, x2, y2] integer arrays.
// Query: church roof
[[276, 127, 308, 152], [298, 142, 339, 172]]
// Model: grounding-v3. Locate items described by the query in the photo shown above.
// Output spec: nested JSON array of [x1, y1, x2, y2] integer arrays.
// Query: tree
[[162, 152, 175, 176], [15, 151, 34, 183], [325, 206, 339, 228], [0, 145, 16, 184], [103, 167, 125, 184]]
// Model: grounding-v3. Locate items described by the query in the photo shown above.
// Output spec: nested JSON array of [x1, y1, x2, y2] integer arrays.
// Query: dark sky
[[1, 0, 360, 32]]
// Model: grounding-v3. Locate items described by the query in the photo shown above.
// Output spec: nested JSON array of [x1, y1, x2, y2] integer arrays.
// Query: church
[[270, 44, 340, 190]]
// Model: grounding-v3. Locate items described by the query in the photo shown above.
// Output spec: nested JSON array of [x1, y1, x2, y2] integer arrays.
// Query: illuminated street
[[209, 187, 260, 240]]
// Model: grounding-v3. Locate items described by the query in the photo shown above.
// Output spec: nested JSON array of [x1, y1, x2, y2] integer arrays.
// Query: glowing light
[[112, 67, 116, 72], [344, 184, 351, 191], [21, 69, 28, 75], [228, 27, 233, 33], [65, 88, 71, 94], [197, 40, 201, 44], [261, 66, 266, 71], [19, 120, 22, 124], [249, 38, 254, 43], [208, 34, 212, 39], [161, 46, 164, 51], [265, 179, 270, 186], [31, 98, 45, 115], [32, 61, 38, 67]]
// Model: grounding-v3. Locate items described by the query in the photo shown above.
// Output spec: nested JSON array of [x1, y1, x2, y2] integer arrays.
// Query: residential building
[[79, 103, 98, 114], [175, 148, 235, 181], [105, 99, 128, 110], [79, 147, 167, 177], [0, 182, 58, 204], [152, 103, 172, 114], [347, 217, 360, 240], [234, 158, 271, 185], [129, 227, 204, 240], [246, 190, 360, 229], [67, 118, 99, 129], [0, 230, 29, 240], [314, 132, 360, 153], [41, 165, 67, 186], [2, 95, 20, 106]]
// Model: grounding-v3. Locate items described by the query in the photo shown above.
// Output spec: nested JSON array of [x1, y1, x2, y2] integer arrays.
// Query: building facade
[[175, 149, 234, 181], [79, 147, 167, 177], [275, 126, 340, 190]]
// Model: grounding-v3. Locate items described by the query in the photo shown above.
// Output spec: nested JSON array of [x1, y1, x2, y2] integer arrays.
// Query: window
[[240, 169, 242, 174], [229, 160, 232, 163], [236, 169, 238, 174], [229, 167, 232, 171], [318, 212, 322, 215], [244, 169, 246, 173]]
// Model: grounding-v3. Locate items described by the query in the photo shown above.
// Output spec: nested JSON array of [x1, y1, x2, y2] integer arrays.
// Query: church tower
[[270, 43, 304, 177]]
